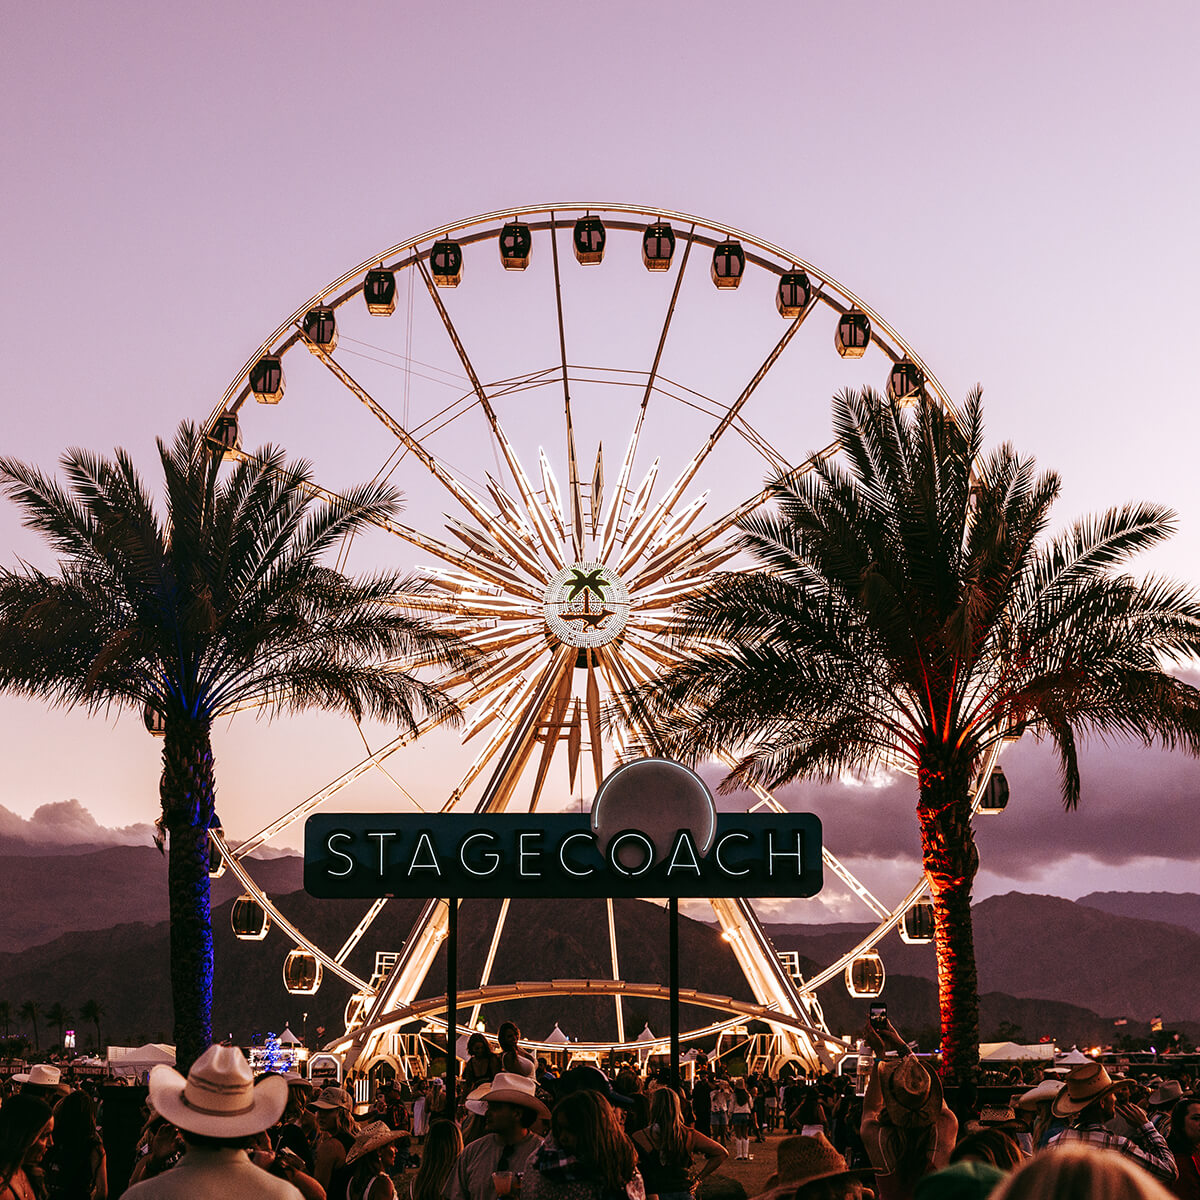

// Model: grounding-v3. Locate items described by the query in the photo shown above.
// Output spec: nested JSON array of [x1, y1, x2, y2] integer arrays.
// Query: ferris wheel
[[201, 203, 1012, 1076]]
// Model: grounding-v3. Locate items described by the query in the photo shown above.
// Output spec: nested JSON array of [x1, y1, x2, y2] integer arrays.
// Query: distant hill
[[1077, 892, 1200, 935], [0, 845, 303, 952]]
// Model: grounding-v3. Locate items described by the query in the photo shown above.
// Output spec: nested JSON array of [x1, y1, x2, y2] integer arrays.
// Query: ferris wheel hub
[[541, 561, 631, 649]]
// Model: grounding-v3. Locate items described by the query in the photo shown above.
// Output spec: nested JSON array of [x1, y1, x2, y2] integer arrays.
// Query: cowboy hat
[[772, 1134, 873, 1189], [1016, 1078, 1064, 1110], [878, 1055, 942, 1129], [482, 1071, 550, 1120], [1051, 1062, 1120, 1117], [149, 1044, 287, 1137], [1148, 1080, 1189, 1107], [311, 1086, 354, 1111], [12, 1065, 61, 1087], [345, 1120, 408, 1165], [465, 1081, 491, 1117]]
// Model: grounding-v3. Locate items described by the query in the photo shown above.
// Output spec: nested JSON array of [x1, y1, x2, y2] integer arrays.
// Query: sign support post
[[669, 895, 680, 1088], [446, 895, 458, 1114]]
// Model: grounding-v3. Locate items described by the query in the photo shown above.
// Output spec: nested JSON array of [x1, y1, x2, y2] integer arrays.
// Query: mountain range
[[2, 840, 1197, 1051]]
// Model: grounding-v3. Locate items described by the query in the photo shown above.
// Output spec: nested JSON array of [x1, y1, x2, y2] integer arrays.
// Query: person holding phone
[[859, 1018, 957, 1200]]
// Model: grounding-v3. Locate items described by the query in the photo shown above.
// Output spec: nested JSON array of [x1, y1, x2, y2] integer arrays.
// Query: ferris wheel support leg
[[348, 649, 576, 1072], [709, 896, 837, 1072]]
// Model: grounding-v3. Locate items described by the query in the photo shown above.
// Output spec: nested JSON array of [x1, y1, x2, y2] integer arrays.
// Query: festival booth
[[979, 1041, 1057, 1063]]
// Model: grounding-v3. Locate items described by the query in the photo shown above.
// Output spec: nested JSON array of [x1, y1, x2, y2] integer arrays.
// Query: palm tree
[[45, 1003, 70, 1054], [635, 387, 1200, 1084], [0, 423, 477, 1069], [80, 999, 104, 1053], [18, 1001, 40, 1053]]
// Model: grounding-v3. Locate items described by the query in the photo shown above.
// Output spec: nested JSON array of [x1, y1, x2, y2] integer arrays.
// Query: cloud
[[0, 799, 156, 847]]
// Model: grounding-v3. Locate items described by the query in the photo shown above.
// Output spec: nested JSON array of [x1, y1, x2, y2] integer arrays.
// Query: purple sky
[[3, 2, 1200, 923]]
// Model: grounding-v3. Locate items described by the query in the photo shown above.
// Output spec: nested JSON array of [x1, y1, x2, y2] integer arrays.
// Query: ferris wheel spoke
[[617, 301, 817, 576], [335, 897, 389, 967], [549, 214, 585, 560], [627, 439, 838, 593], [415, 257, 565, 569], [529, 660, 576, 809], [469, 896, 513, 1029], [597, 230, 695, 564]]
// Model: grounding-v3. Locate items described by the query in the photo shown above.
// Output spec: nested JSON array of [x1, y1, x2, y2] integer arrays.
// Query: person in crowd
[[444, 1073, 546, 1200], [631, 1087, 726, 1200], [246, 1131, 326, 1200], [912, 1161, 1006, 1200], [990, 1143, 1176, 1200], [1165, 1094, 1200, 1200], [523, 1090, 643, 1200], [753, 1132, 873, 1200], [344, 1121, 407, 1200], [1045, 1063, 1176, 1184], [13, 1070, 64, 1110], [709, 1081, 730, 1148], [947, 1129, 1022, 1171], [127, 1117, 184, 1185], [275, 1075, 318, 1174], [412, 1082, 430, 1142], [730, 1080, 754, 1161], [1012, 1080, 1061, 1153], [788, 1090, 829, 1138], [0, 1096, 54, 1200], [313, 1087, 360, 1199], [751, 1076, 768, 1144], [122, 1044, 300, 1199], [46, 1090, 106, 1200], [462, 1038, 503, 1096], [612, 1073, 649, 1138], [410, 1121, 462, 1200], [497, 1026, 536, 1079], [859, 1020, 957, 1200], [1152, 1083, 1189, 1139], [690, 1073, 712, 1141]]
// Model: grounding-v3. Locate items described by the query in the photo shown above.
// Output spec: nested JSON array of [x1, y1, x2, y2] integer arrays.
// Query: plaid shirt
[[1046, 1120, 1177, 1182]]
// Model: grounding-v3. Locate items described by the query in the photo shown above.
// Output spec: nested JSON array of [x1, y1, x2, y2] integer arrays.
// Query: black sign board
[[305, 812, 822, 899]]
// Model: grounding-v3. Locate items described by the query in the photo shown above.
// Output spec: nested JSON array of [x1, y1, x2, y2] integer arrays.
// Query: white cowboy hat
[[346, 1120, 408, 1164], [1016, 1078, 1064, 1110], [465, 1081, 491, 1117], [12, 1064, 61, 1087], [481, 1071, 550, 1120], [149, 1044, 288, 1137]]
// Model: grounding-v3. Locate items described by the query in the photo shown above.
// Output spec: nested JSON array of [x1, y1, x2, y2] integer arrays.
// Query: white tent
[[1056, 1048, 1094, 1065], [544, 1024, 570, 1045], [980, 1041, 1057, 1062], [278, 1026, 302, 1045], [107, 1043, 176, 1079]]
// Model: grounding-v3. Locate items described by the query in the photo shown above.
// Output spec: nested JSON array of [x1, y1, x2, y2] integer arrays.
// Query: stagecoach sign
[[305, 759, 822, 900], [305, 812, 820, 899]]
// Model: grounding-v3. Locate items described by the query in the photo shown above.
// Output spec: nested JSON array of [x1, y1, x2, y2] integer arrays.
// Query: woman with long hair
[[1166, 1095, 1200, 1200], [991, 1143, 1175, 1200], [729, 1082, 753, 1161], [632, 1087, 727, 1200], [46, 1091, 106, 1200], [859, 1022, 956, 1200], [313, 1088, 361, 1199], [524, 1090, 643, 1200], [409, 1120, 463, 1200], [0, 1096, 54, 1200], [345, 1121, 407, 1200]]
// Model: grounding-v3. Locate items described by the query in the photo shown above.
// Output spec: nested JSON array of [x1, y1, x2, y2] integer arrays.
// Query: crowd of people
[[1, 1018, 1198, 1200]]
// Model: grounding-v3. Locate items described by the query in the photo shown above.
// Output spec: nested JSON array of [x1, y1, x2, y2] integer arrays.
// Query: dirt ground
[[702, 1130, 785, 1199]]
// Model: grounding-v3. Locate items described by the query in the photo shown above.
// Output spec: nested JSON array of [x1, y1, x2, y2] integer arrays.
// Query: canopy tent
[[108, 1043, 176, 1079], [278, 1026, 302, 1046], [980, 1041, 1057, 1062], [1056, 1049, 1095, 1065], [544, 1024, 570, 1045]]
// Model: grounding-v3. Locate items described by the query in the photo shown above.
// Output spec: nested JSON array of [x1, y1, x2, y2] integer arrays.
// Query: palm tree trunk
[[161, 717, 216, 1072], [917, 754, 981, 1087]]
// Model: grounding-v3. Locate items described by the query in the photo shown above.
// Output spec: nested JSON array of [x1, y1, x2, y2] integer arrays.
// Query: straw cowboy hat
[[345, 1120, 408, 1165], [1016, 1078, 1064, 1110], [1051, 1062, 1121, 1117], [879, 1055, 943, 1129], [12, 1065, 61, 1087], [771, 1134, 873, 1190], [482, 1071, 550, 1120], [149, 1044, 288, 1137]]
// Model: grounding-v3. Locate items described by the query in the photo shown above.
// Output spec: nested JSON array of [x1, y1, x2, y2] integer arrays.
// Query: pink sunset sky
[[3, 1, 1200, 922]]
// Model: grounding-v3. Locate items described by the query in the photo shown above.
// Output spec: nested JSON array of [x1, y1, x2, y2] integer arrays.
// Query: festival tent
[[108, 1043, 176, 1079], [278, 1026, 302, 1045], [1056, 1048, 1095, 1065], [544, 1024, 570, 1045], [980, 1042, 1057, 1062]]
